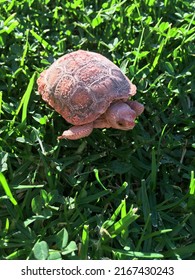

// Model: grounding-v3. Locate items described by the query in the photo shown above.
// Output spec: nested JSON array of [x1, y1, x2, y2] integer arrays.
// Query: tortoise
[[37, 50, 144, 140]]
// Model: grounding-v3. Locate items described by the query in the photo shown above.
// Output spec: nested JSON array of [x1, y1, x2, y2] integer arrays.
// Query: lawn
[[0, 0, 195, 260]]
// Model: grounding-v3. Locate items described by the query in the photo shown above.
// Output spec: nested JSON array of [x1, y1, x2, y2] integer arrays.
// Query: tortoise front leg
[[58, 123, 94, 140]]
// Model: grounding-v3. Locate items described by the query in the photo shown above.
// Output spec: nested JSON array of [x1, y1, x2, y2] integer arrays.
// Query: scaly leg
[[58, 123, 94, 140]]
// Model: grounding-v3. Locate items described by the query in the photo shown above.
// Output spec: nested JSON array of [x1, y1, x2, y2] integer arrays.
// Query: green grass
[[0, 0, 195, 260]]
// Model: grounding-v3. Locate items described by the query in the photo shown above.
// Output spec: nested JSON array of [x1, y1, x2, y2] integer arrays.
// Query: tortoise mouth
[[115, 120, 135, 130]]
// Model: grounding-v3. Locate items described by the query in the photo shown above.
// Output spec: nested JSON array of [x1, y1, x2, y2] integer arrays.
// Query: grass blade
[[102, 245, 164, 259], [164, 243, 195, 259], [20, 29, 29, 67], [11, 72, 36, 126], [80, 224, 89, 260], [0, 91, 2, 118], [151, 147, 157, 191], [22, 72, 36, 124], [94, 168, 107, 190], [187, 171, 195, 209], [30, 30, 52, 50], [0, 172, 17, 205], [104, 206, 139, 239]]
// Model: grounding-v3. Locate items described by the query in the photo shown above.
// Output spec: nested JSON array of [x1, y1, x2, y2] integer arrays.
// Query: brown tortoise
[[37, 50, 144, 140]]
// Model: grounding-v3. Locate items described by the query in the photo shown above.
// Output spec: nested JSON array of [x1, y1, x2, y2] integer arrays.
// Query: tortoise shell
[[37, 50, 136, 126]]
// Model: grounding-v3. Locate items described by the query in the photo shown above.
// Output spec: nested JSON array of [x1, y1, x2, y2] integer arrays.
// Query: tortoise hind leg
[[58, 123, 94, 140]]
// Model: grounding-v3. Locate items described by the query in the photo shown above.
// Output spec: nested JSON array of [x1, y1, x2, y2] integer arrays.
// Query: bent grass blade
[[0, 172, 17, 206]]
